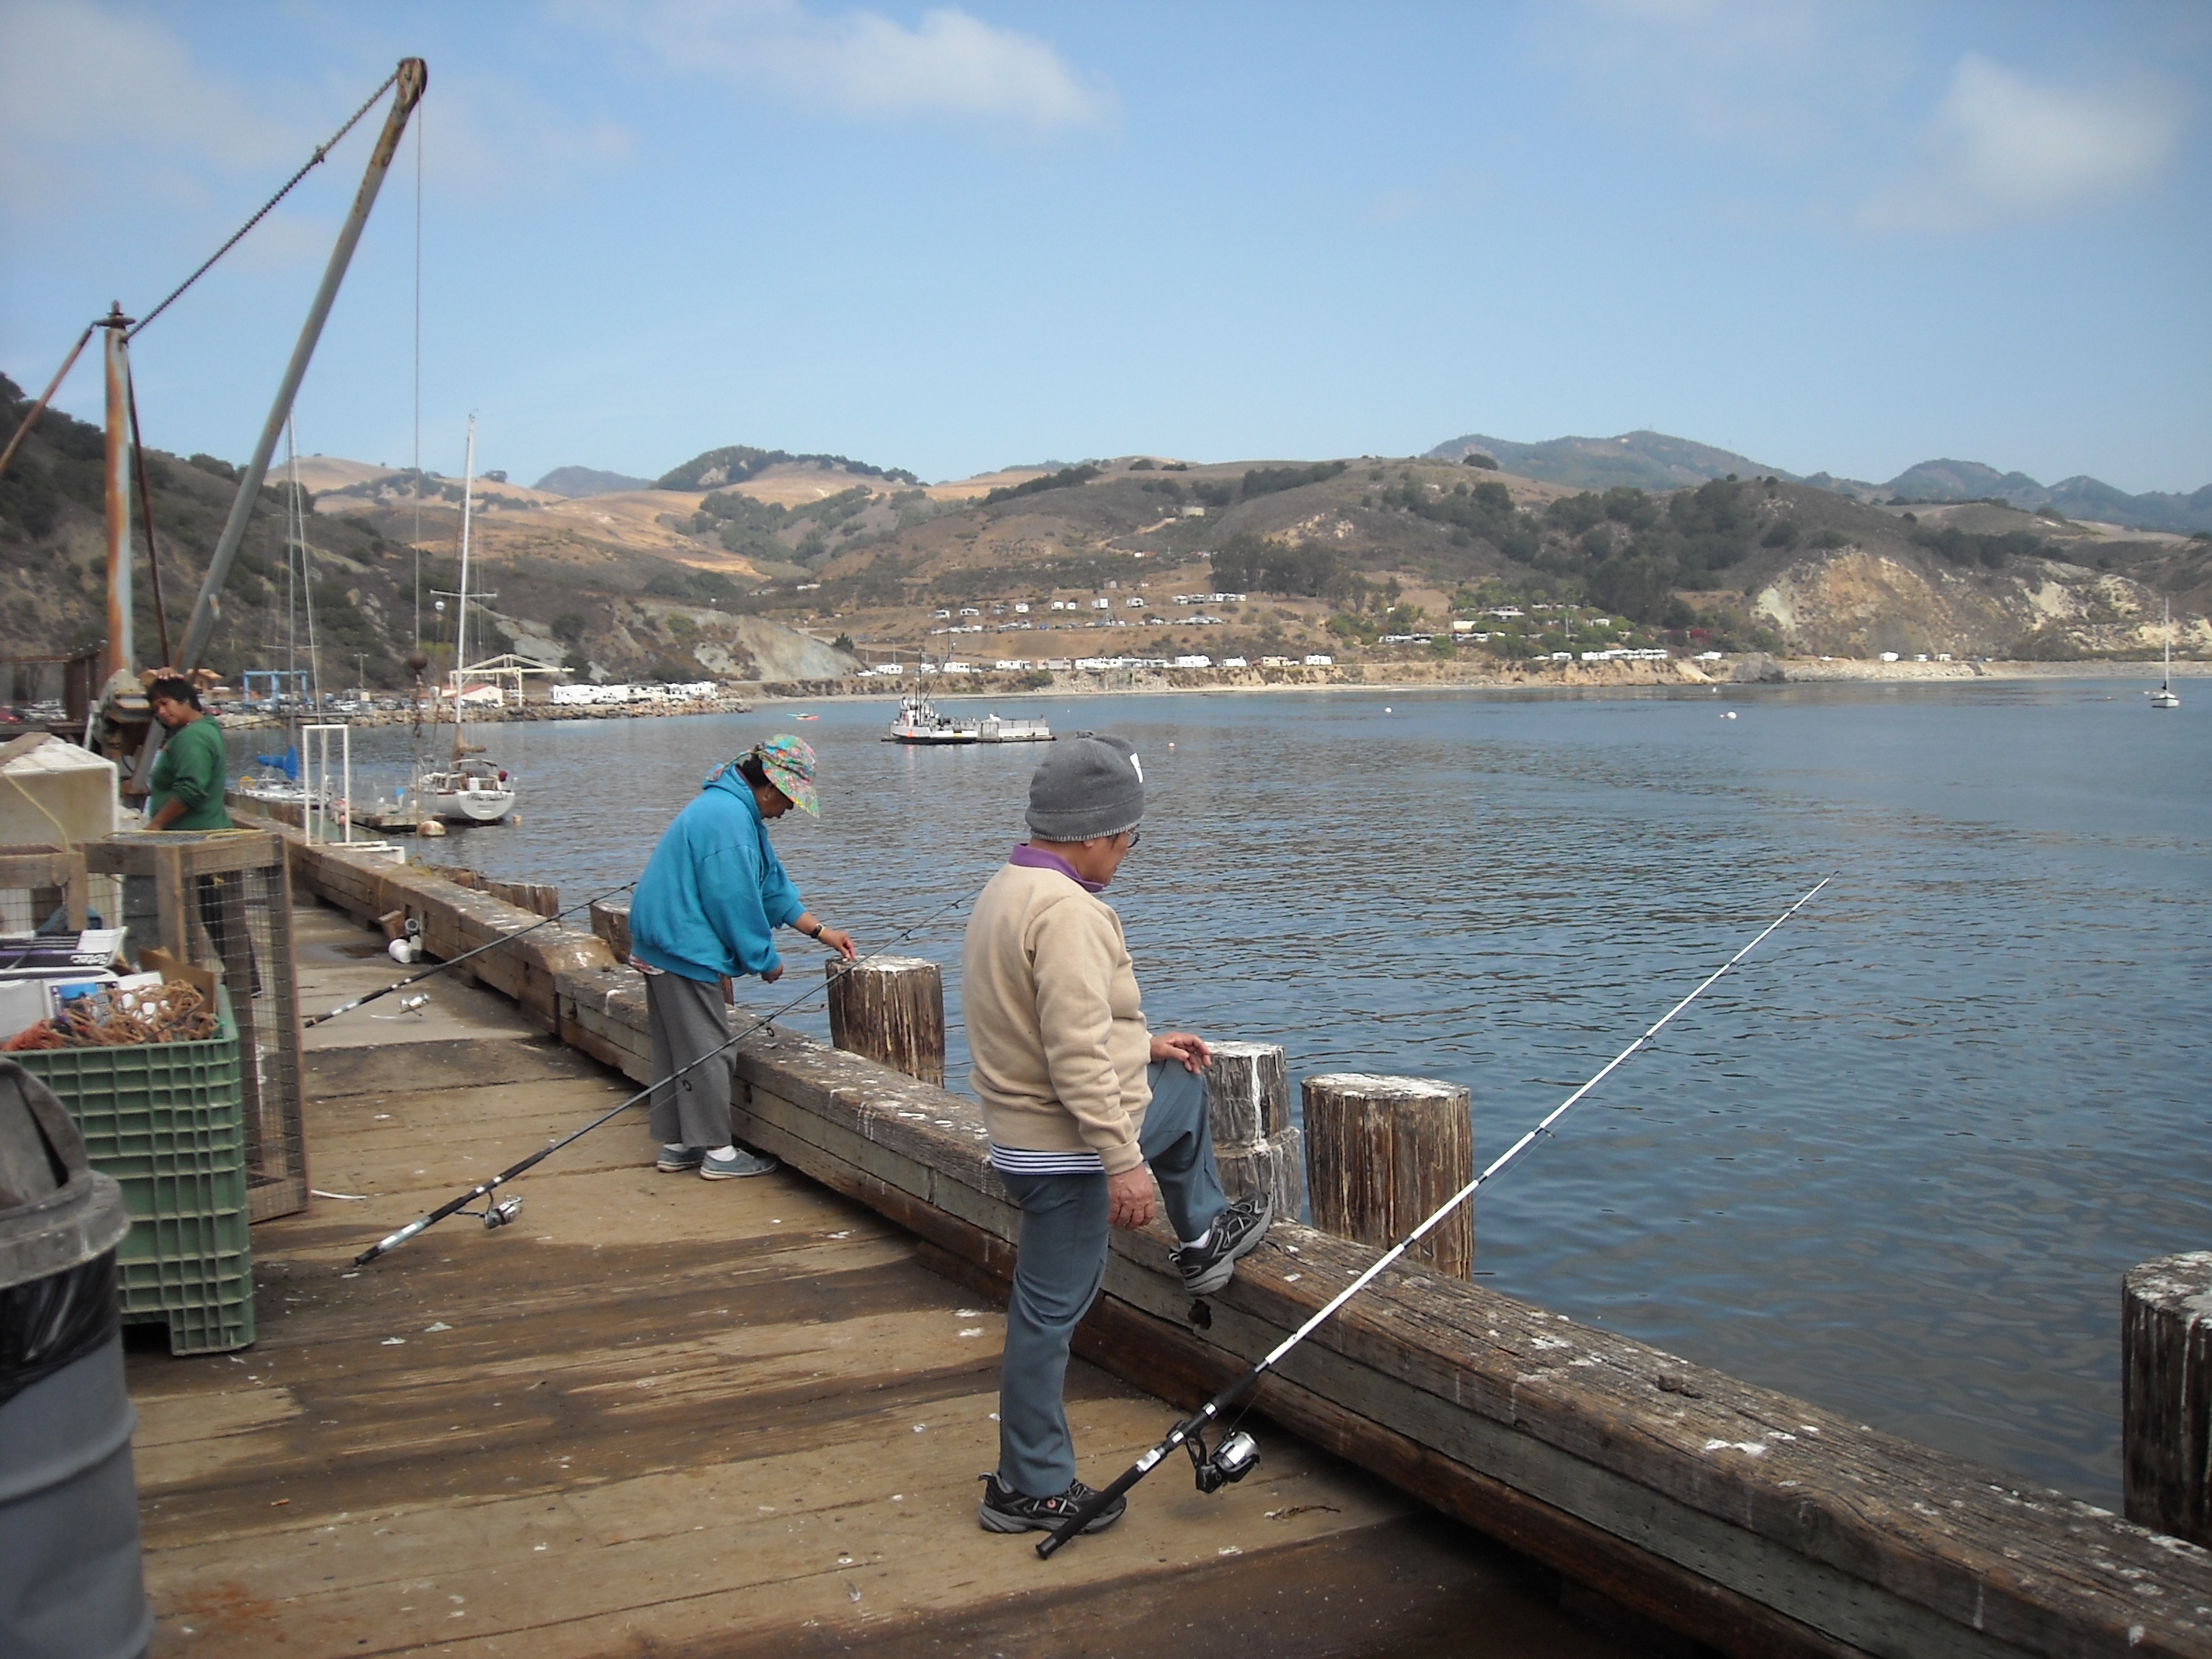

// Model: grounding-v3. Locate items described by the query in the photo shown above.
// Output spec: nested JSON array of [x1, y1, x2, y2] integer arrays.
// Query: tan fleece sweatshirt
[[962, 860, 1152, 1175]]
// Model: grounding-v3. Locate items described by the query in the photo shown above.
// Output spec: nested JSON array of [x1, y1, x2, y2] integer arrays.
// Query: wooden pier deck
[[123, 900, 1636, 1658]]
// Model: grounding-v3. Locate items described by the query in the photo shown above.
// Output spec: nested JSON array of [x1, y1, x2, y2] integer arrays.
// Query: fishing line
[[302, 878, 639, 1027], [1037, 873, 1836, 1558], [350, 891, 968, 1267]]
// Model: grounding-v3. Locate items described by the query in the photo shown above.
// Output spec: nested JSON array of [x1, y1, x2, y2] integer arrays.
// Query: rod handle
[[1035, 1453, 1155, 1560]]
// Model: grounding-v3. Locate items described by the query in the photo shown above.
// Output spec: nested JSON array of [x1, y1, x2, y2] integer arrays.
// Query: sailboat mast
[[453, 417, 476, 761]]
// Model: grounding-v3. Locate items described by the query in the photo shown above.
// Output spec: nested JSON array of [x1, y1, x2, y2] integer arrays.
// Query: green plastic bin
[[15, 991, 254, 1354]]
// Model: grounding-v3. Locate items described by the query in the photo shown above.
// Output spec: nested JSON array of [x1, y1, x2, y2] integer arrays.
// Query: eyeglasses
[[1121, 827, 1142, 850]]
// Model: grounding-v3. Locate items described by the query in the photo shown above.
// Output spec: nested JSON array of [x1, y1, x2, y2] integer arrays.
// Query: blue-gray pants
[[997, 1061, 1228, 1498], [644, 970, 734, 1150]]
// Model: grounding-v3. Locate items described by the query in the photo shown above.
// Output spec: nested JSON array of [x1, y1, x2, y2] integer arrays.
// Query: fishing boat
[[425, 421, 517, 824], [885, 692, 1052, 745], [2152, 601, 2180, 710]]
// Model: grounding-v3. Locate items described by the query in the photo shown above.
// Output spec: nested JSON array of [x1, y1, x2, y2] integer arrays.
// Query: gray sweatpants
[[997, 1061, 1228, 1498], [645, 970, 736, 1149]]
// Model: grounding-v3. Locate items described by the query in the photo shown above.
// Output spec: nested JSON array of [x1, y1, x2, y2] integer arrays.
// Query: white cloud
[[0, 0, 297, 215], [1857, 55, 2186, 232], [604, 0, 1115, 133], [0, 0, 631, 253], [1539, 0, 1905, 156], [1368, 189, 1421, 225]]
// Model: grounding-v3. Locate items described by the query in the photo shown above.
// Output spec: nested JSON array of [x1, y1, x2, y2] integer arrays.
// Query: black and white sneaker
[[1172, 1194, 1274, 1296], [976, 1473, 1126, 1535]]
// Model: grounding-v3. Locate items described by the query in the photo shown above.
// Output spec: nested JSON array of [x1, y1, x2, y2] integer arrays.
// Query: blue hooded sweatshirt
[[629, 765, 806, 983]]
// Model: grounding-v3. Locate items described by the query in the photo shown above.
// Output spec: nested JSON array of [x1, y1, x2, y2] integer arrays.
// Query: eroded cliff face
[[1750, 551, 2205, 658]]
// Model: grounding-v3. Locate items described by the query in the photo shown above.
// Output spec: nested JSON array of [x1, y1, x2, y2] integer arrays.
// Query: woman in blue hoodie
[[630, 736, 856, 1178]]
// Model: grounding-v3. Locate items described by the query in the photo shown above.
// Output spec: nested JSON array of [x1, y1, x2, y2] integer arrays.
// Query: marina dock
[[130, 820, 2212, 1658], [126, 896, 1634, 1656]]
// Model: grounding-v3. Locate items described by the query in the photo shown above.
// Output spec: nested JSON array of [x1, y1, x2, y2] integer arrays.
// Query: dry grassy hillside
[[12, 375, 2200, 699]]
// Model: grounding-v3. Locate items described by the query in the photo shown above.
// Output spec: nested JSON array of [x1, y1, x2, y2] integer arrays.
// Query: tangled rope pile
[[2, 982, 218, 1051]]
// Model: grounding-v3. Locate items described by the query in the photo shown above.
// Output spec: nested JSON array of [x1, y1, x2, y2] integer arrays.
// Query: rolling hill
[[8, 369, 2202, 701], [1429, 428, 2212, 534]]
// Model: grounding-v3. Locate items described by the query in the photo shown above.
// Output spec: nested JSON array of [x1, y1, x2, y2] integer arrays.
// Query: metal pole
[[133, 58, 427, 789], [102, 305, 135, 684]]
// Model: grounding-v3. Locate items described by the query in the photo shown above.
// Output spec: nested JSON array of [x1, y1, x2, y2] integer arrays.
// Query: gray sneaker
[[701, 1146, 778, 1180], [655, 1145, 705, 1172], [1172, 1194, 1273, 1296]]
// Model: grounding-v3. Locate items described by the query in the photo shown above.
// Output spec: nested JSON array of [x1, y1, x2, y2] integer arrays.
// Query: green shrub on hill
[[1242, 461, 1347, 499], [1911, 526, 2041, 569], [1209, 532, 1365, 601], [657, 445, 919, 490], [982, 464, 1102, 508]]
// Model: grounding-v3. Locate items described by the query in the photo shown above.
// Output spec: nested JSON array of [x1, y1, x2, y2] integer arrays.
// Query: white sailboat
[[2152, 600, 2180, 710], [423, 419, 518, 823]]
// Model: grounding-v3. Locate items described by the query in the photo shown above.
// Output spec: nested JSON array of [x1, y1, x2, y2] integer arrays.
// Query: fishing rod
[[303, 878, 639, 1027], [1038, 873, 1836, 1559], [351, 891, 968, 1267]]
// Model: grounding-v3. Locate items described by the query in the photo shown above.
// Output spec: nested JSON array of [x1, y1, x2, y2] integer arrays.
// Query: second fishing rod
[[303, 877, 641, 1028], [351, 891, 966, 1267]]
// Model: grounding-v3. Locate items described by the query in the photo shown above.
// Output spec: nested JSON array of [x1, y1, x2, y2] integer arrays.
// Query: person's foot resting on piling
[[961, 732, 1272, 1534]]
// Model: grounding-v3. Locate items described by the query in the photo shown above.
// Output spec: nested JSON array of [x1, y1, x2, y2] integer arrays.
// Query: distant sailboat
[[2152, 600, 2180, 711], [422, 419, 518, 823]]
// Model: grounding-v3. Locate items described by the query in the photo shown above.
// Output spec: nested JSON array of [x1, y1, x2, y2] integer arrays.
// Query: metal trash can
[[0, 1056, 148, 1659]]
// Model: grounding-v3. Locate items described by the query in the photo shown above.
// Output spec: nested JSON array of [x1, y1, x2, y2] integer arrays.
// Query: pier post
[[2123, 1251, 2212, 1545], [484, 878, 557, 919], [1302, 1073, 1473, 1278], [825, 956, 944, 1086], [588, 898, 632, 962], [1202, 1041, 1305, 1220]]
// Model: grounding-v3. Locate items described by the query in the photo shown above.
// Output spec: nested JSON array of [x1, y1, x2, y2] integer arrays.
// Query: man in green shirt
[[145, 676, 231, 832]]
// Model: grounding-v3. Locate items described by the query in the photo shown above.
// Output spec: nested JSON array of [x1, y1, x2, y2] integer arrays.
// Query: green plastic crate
[[17, 989, 256, 1354]]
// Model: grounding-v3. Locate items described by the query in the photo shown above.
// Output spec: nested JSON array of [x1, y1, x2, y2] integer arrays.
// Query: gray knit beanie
[[1026, 733, 1144, 841]]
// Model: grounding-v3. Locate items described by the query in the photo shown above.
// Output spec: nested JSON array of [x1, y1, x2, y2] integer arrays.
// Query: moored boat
[[885, 692, 1051, 744]]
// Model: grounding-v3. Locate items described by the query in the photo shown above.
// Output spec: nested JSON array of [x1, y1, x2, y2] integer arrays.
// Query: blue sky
[[3, 1, 2206, 493]]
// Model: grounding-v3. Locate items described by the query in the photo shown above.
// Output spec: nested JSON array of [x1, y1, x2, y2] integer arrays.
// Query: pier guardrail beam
[[1202, 1040, 1304, 1222], [1302, 1072, 1473, 1278], [2124, 1250, 2212, 1545], [824, 956, 944, 1087]]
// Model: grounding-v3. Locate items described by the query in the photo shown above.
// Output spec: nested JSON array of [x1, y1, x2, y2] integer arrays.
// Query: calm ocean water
[[235, 679, 2209, 1505]]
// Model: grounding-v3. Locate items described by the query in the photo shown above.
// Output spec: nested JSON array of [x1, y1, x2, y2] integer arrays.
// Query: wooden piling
[[588, 897, 632, 961], [1302, 1072, 1473, 1278], [824, 954, 944, 1085], [1203, 1040, 1305, 1220], [2123, 1250, 2212, 1545], [484, 878, 558, 918]]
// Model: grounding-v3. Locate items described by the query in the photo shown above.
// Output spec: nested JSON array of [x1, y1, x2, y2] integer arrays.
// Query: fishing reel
[[459, 1197, 523, 1231], [1187, 1425, 1260, 1494]]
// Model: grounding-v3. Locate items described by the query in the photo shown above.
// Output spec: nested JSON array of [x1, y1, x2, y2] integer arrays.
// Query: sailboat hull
[[431, 786, 515, 823]]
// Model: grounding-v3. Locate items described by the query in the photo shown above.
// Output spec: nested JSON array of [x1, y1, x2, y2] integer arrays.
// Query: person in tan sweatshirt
[[963, 733, 1272, 1537]]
